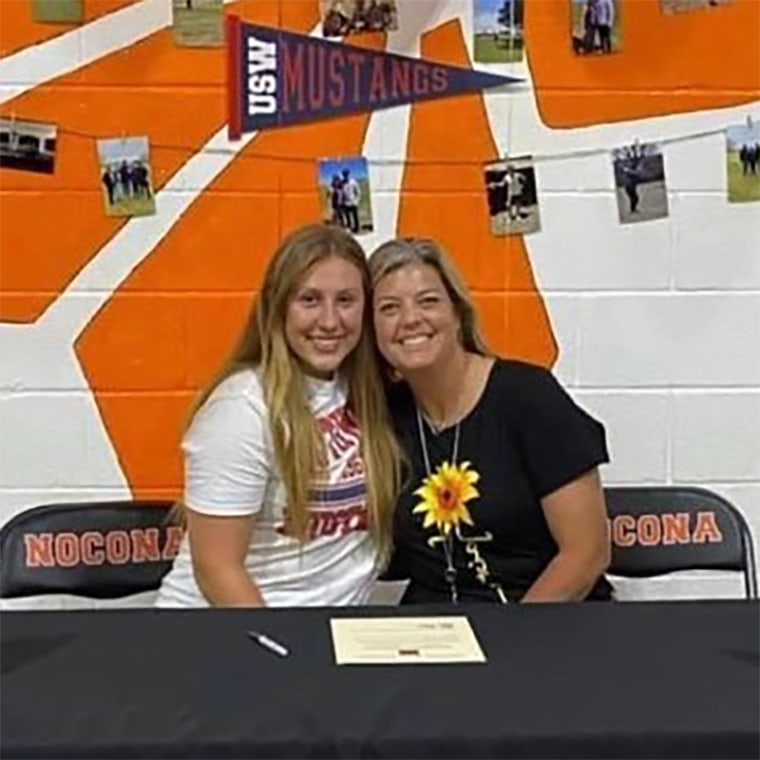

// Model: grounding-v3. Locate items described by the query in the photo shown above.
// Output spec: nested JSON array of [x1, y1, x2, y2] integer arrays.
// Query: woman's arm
[[187, 509, 265, 607], [521, 468, 610, 603]]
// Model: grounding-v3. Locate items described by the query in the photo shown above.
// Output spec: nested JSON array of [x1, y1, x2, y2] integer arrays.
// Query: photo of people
[[726, 121, 760, 203], [474, 0, 524, 64], [612, 141, 669, 224], [320, 0, 398, 38], [172, 0, 224, 47], [661, 0, 731, 13], [571, 0, 621, 55], [317, 156, 374, 235], [96, 136, 156, 218], [483, 156, 541, 237], [32, 0, 84, 23], [0, 117, 57, 175]]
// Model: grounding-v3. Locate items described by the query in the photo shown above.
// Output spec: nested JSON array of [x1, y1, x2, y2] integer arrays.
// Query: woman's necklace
[[416, 407, 461, 603], [414, 383, 509, 606]]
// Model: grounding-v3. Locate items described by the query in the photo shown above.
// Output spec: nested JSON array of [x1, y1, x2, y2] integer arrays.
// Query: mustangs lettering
[[245, 33, 449, 117]]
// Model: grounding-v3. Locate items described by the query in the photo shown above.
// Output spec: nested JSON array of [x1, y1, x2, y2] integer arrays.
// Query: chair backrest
[[0, 501, 182, 599], [604, 486, 758, 599]]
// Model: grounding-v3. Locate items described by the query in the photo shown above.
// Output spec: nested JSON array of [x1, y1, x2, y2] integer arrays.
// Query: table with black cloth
[[2, 600, 758, 759]]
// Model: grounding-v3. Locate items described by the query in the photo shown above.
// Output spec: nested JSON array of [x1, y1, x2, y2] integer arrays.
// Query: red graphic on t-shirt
[[317, 406, 361, 462], [275, 405, 368, 540], [340, 454, 365, 480], [276, 498, 369, 541], [307, 503, 369, 539]]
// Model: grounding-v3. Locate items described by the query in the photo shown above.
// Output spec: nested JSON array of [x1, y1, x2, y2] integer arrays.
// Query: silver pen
[[247, 630, 290, 657]]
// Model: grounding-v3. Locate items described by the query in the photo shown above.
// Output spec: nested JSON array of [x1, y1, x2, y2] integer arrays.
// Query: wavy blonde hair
[[180, 223, 401, 562], [368, 237, 493, 361]]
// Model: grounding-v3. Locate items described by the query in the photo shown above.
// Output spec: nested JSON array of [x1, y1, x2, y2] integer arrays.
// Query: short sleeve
[[511, 364, 609, 499], [182, 375, 271, 516]]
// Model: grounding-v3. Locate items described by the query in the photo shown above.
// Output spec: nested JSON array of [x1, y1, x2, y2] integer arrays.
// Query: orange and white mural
[[1, 0, 758, 567]]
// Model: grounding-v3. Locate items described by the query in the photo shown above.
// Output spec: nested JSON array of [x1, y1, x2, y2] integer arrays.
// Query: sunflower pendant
[[412, 460, 481, 536]]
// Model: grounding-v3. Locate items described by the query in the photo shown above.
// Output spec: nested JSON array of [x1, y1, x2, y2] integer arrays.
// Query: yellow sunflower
[[413, 461, 480, 535]]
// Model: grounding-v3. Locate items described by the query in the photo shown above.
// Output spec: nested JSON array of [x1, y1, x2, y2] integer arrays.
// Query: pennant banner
[[227, 17, 521, 139]]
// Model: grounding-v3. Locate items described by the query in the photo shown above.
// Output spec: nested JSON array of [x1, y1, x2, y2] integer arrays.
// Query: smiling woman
[[369, 237, 612, 605], [154, 223, 402, 609], [285, 255, 365, 380]]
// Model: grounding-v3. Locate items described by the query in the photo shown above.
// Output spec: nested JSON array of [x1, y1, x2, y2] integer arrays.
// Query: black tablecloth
[[1, 600, 758, 759]]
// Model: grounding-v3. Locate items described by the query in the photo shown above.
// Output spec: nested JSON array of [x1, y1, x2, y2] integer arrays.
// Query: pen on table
[[247, 630, 290, 657]]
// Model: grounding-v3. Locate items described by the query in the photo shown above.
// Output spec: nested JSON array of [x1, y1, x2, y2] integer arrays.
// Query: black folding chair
[[605, 486, 758, 599], [0, 501, 180, 599]]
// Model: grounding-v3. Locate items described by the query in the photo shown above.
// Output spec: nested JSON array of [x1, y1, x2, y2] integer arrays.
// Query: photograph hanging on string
[[172, 0, 224, 47], [473, 0, 524, 64], [32, 0, 84, 23], [96, 136, 156, 218], [0, 116, 58, 175], [317, 156, 374, 235], [612, 141, 669, 224], [726, 121, 760, 203], [661, 0, 731, 13], [320, 0, 398, 38], [570, 0, 621, 55], [483, 156, 541, 237]]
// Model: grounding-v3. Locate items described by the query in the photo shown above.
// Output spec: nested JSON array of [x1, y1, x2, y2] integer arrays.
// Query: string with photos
[[13, 117, 755, 168]]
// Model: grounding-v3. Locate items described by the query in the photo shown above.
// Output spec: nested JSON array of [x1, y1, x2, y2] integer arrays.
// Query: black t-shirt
[[386, 359, 613, 603]]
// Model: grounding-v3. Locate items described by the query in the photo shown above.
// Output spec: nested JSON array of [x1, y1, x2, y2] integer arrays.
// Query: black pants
[[625, 184, 639, 213], [598, 24, 612, 53], [344, 205, 359, 233]]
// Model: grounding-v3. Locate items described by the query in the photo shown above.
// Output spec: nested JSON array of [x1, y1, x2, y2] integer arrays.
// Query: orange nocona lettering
[[608, 510, 723, 548], [23, 526, 183, 568]]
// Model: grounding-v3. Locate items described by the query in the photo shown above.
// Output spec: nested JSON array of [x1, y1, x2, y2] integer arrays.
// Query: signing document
[[330, 616, 486, 665]]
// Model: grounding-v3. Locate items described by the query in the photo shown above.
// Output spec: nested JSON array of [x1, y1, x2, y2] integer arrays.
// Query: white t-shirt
[[343, 177, 361, 206], [508, 173, 525, 199], [155, 369, 379, 608]]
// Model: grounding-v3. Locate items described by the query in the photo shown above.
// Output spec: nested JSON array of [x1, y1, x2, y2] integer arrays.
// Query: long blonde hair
[[181, 223, 401, 562], [368, 237, 493, 359]]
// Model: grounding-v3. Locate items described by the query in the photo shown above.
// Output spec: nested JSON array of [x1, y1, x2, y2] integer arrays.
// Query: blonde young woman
[[369, 238, 612, 605], [156, 224, 401, 607]]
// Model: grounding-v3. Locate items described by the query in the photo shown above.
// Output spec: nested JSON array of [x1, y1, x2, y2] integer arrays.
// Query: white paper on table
[[330, 616, 487, 665]]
